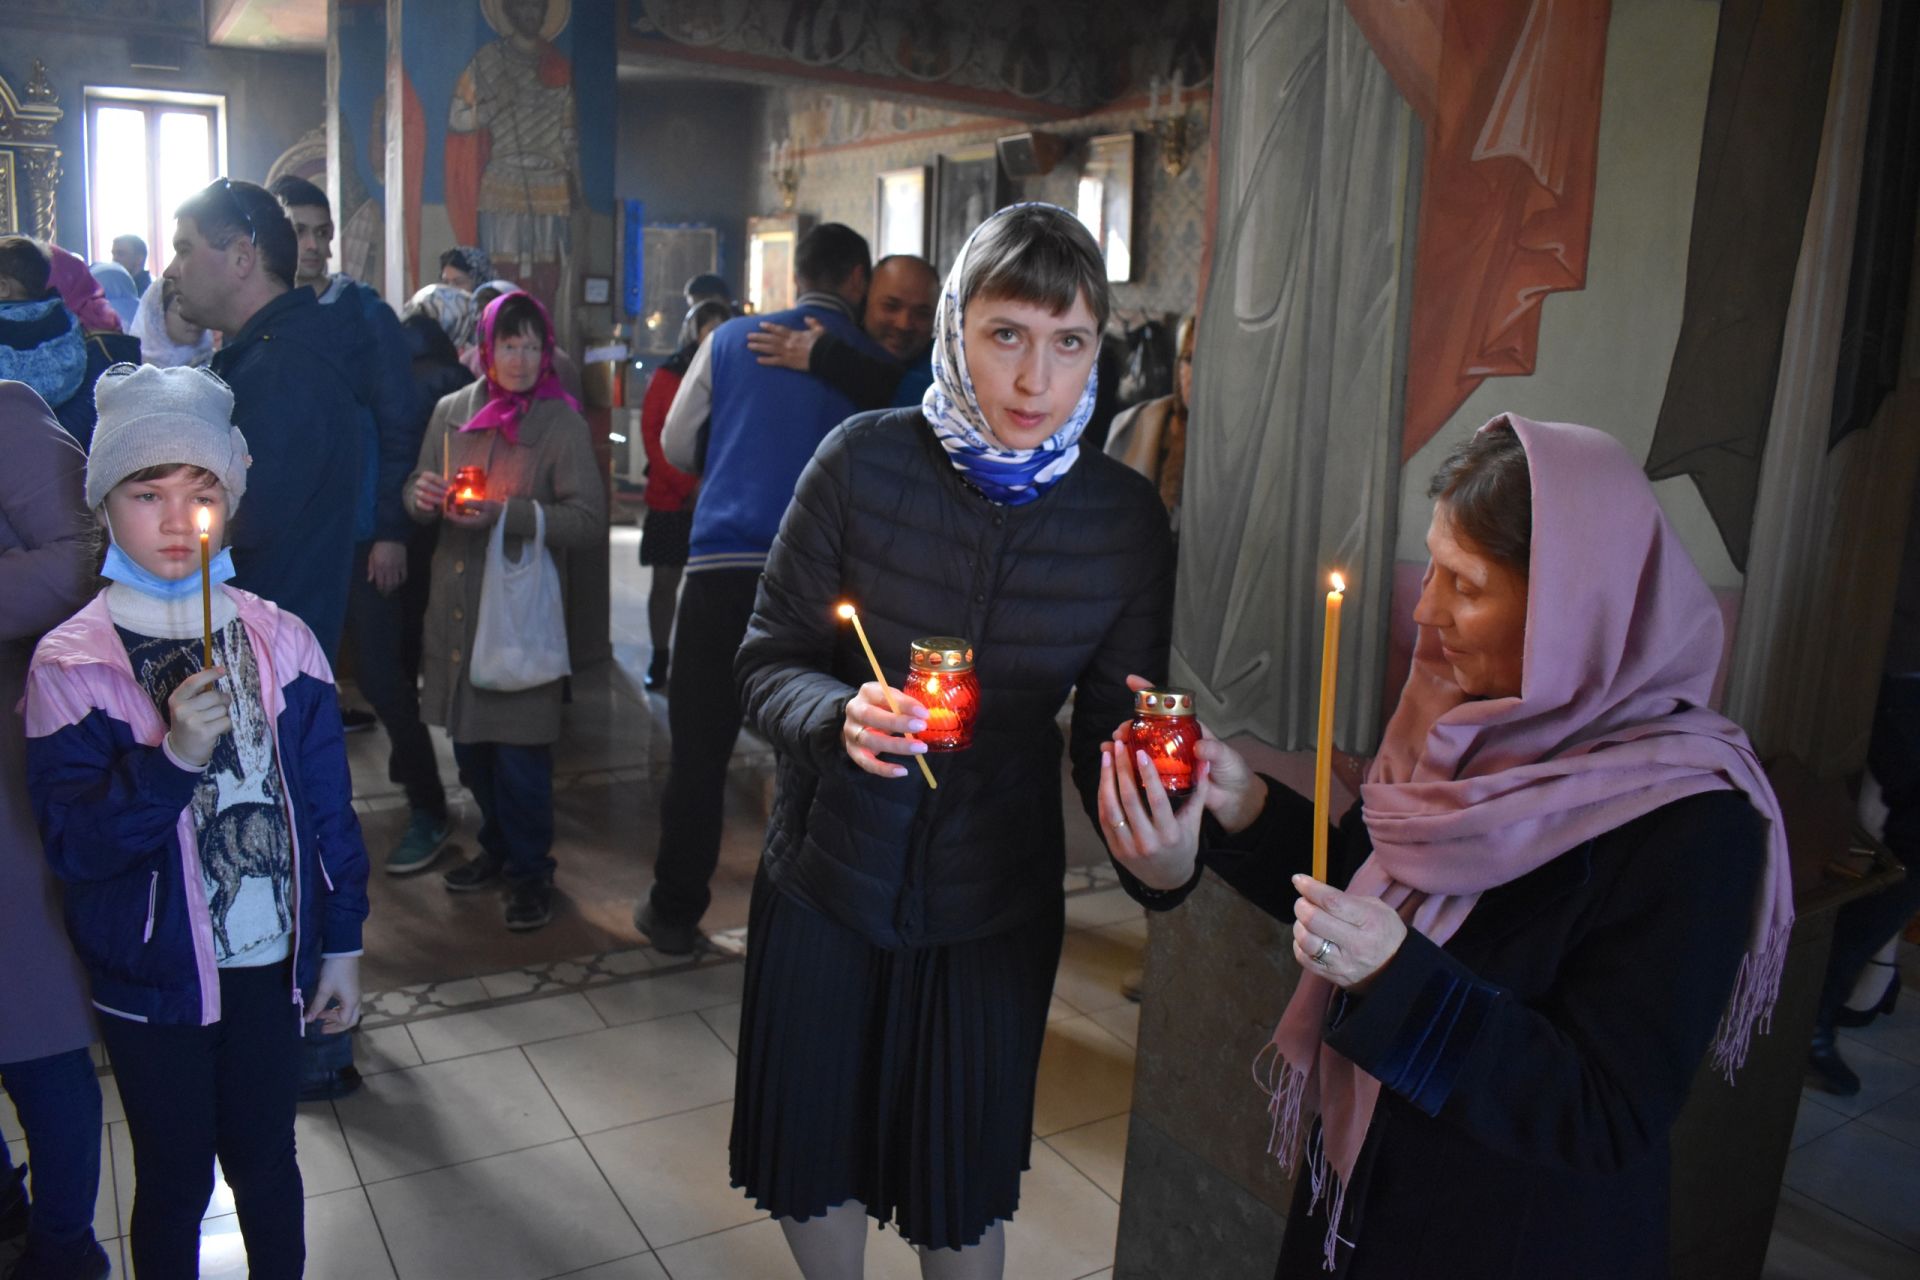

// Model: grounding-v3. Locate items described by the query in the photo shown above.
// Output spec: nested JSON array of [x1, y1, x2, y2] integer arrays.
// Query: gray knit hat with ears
[[85, 363, 251, 512]]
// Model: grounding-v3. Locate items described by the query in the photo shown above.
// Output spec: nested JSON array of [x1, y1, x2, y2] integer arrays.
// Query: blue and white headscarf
[[0, 295, 87, 409], [920, 203, 1099, 506]]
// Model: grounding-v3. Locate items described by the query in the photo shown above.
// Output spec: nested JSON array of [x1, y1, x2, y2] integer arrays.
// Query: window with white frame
[[85, 89, 226, 277]]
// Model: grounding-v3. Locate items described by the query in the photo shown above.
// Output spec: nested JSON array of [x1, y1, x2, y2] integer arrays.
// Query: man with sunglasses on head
[[166, 179, 364, 673]]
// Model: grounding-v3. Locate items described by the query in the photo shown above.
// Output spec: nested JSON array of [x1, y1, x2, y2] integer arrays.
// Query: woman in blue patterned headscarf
[[728, 204, 1174, 1280]]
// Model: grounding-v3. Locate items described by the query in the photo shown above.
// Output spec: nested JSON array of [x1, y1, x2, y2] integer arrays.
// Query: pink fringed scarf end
[[1255, 1042, 1309, 1166], [1254, 1045, 1351, 1272], [1710, 916, 1792, 1082], [1303, 1126, 1353, 1272]]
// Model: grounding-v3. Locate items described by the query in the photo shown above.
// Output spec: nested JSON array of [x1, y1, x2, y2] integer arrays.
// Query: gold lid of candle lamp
[[909, 637, 974, 671], [1135, 687, 1195, 716]]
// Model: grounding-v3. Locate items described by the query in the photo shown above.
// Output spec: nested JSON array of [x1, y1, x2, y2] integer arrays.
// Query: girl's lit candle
[[1312, 572, 1344, 883], [836, 603, 937, 789], [196, 507, 214, 667]]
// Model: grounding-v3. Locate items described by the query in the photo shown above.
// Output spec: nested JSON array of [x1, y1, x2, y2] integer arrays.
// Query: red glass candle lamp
[[1129, 687, 1198, 802], [902, 637, 979, 752], [448, 465, 487, 514]]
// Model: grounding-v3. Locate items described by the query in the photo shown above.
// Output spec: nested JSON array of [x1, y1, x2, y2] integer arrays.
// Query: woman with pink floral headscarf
[[1101, 415, 1792, 1279], [405, 289, 605, 932]]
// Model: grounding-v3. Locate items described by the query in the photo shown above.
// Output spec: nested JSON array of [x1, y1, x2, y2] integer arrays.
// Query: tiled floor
[[3, 530, 1916, 1278], [2, 881, 1135, 1280]]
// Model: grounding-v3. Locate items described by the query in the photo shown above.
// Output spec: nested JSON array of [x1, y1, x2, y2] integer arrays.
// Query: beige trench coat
[[408, 381, 607, 745]]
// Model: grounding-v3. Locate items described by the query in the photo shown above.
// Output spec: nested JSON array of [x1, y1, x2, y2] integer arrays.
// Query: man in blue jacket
[[167, 179, 361, 668], [635, 223, 887, 954]]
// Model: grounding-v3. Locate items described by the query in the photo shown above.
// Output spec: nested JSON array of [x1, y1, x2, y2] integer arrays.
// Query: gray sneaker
[[386, 810, 454, 876]]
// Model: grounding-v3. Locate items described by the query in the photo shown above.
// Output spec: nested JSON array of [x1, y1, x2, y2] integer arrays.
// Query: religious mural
[[1348, 0, 1611, 462], [331, 0, 612, 335], [1179, 0, 1875, 758], [446, 0, 584, 288]]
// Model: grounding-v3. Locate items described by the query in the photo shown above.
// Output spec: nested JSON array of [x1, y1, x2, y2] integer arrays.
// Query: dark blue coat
[[212, 287, 361, 660]]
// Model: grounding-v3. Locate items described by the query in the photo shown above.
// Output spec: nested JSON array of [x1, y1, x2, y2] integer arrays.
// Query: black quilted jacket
[[736, 408, 1176, 948]]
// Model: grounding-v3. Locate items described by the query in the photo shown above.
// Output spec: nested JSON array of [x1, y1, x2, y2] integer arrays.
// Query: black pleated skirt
[[729, 865, 1065, 1250]]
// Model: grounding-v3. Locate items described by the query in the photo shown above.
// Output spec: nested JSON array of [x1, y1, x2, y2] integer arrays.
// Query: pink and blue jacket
[[23, 586, 370, 1026]]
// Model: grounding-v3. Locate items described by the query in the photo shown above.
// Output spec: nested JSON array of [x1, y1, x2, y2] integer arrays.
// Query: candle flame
[[835, 603, 856, 620], [1165, 741, 1178, 757], [926, 675, 940, 695], [1330, 571, 1345, 593], [195, 507, 211, 535]]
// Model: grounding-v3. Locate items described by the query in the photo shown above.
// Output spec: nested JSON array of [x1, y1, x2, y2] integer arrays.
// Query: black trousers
[[99, 962, 304, 1280], [347, 532, 447, 819], [647, 567, 762, 928]]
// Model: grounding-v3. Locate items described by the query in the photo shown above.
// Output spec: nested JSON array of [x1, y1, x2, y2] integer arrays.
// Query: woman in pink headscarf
[[46, 244, 123, 333], [405, 290, 606, 932], [1099, 415, 1792, 1279]]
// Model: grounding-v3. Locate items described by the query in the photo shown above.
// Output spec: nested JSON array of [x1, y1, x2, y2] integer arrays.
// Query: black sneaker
[[340, 704, 377, 733], [633, 898, 702, 956], [644, 651, 670, 691], [442, 851, 505, 892], [505, 881, 554, 932], [297, 1064, 363, 1104]]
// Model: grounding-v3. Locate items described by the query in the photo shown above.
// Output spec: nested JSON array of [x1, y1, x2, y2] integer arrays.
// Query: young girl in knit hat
[[22, 362, 371, 1279]]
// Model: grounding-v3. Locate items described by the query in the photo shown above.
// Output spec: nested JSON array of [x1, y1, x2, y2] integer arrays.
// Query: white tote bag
[[469, 500, 572, 691]]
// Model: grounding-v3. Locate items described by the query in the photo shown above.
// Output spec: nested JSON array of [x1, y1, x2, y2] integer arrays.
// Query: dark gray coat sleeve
[[0, 387, 94, 642]]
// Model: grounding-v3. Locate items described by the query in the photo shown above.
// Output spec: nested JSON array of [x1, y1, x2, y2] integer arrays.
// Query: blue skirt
[[729, 866, 1064, 1250]]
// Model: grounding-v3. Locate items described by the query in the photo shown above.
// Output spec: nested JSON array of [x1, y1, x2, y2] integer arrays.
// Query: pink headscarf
[[1263, 415, 1793, 1269], [459, 291, 578, 445], [47, 244, 122, 333]]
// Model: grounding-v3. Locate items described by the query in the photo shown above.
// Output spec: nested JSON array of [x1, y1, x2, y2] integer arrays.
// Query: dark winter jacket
[[1130, 780, 1766, 1280], [212, 287, 363, 660], [316, 275, 417, 543], [402, 311, 475, 430], [24, 588, 370, 1028], [736, 408, 1175, 949]]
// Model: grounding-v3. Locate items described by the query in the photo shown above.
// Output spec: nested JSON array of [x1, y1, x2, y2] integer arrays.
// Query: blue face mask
[[101, 540, 237, 600]]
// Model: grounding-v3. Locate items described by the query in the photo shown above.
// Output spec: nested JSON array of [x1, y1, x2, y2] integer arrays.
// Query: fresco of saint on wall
[[446, 0, 581, 280]]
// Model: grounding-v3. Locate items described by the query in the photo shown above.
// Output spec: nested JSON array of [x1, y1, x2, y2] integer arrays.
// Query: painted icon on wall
[[447, 0, 581, 282], [934, 150, 1006, 278]]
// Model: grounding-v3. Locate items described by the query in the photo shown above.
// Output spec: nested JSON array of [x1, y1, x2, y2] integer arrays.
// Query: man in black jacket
[[168, 179, 364, 667], [744, 253, 938, 410]]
